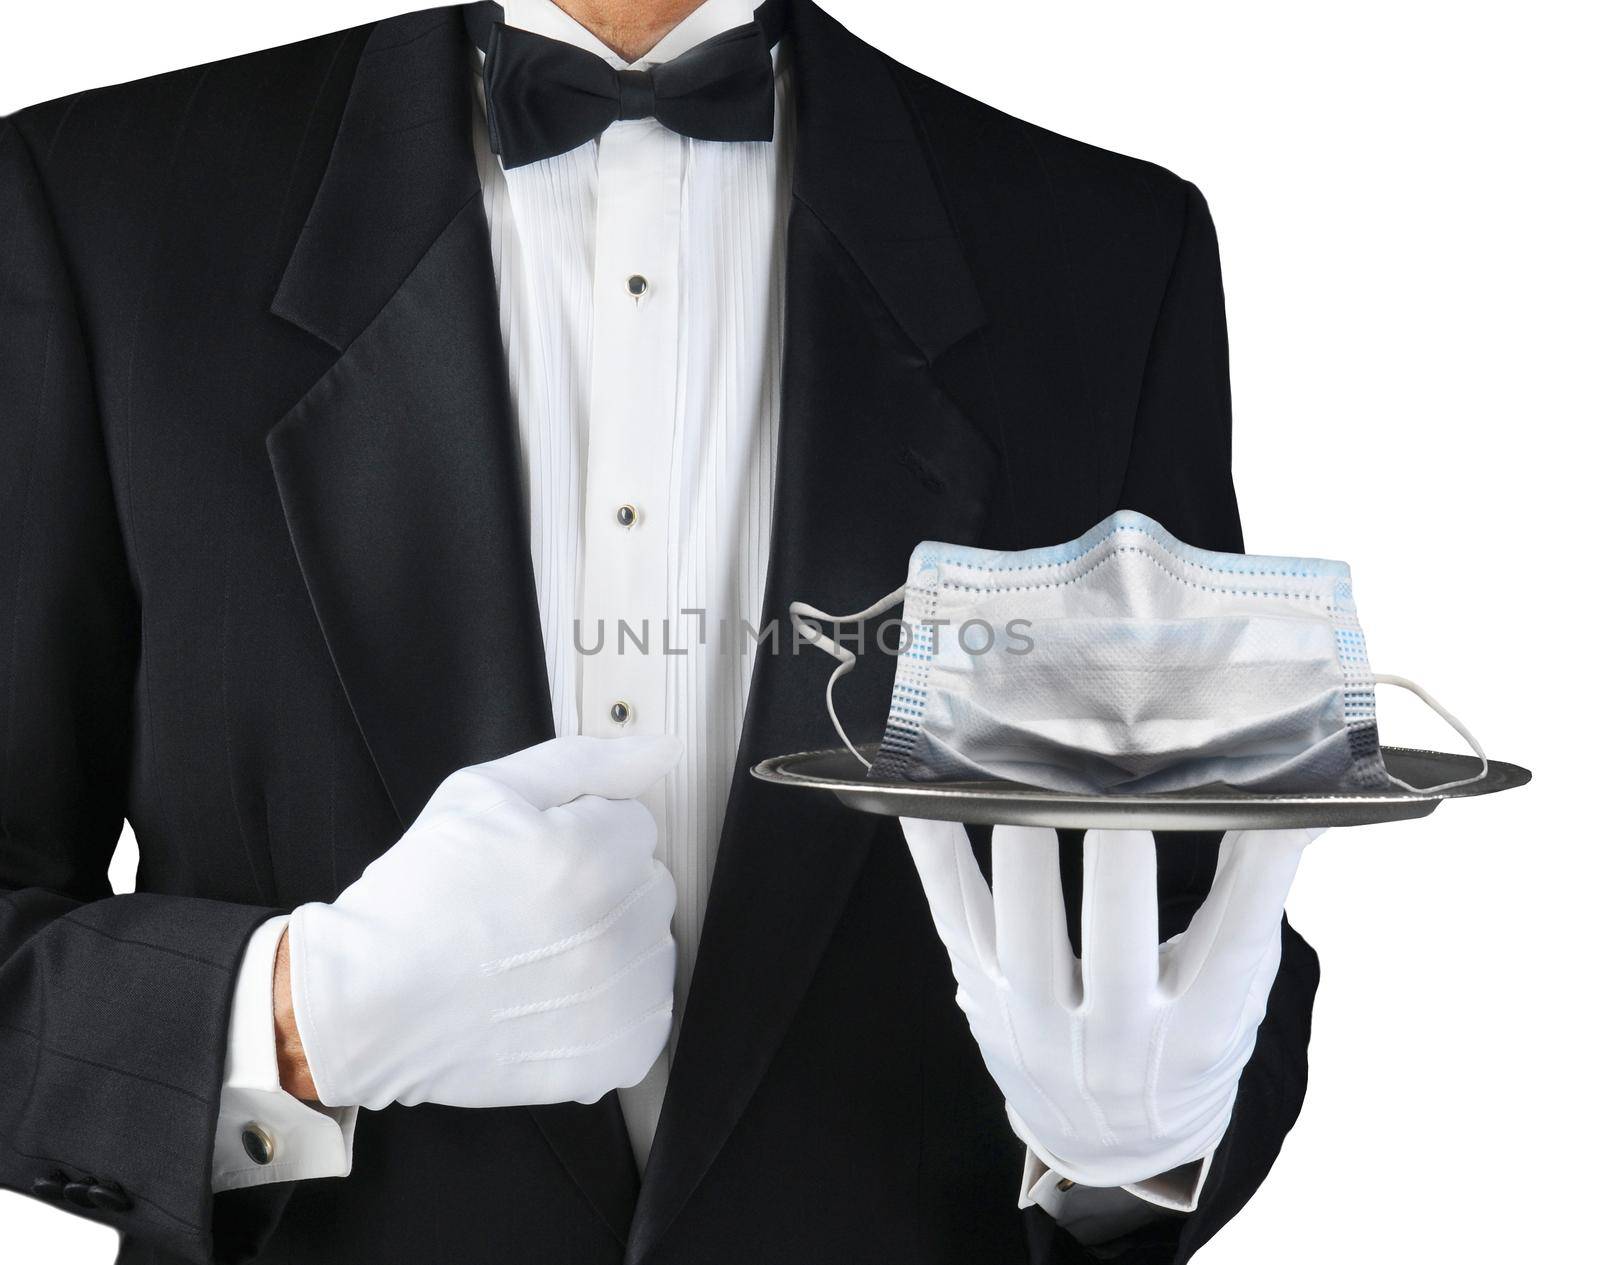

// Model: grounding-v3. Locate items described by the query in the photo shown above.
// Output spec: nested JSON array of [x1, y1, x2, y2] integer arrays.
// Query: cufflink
[[241, 1122, 276, 1166]]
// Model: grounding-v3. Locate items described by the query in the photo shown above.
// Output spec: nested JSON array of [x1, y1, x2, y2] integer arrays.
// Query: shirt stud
[[609, 701, 632, 725], [616, 503, 638, 528], [626, 273, 648, 298]]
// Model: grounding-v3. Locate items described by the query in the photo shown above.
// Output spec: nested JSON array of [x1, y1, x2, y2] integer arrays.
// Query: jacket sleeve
[[1023, 182, 1320, 1265], [0, 117, 281, 1263]]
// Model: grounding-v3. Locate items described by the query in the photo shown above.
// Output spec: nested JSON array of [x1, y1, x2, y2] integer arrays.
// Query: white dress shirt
[[473, 0, 791, 1167], [210, 0, 1190, 1240]]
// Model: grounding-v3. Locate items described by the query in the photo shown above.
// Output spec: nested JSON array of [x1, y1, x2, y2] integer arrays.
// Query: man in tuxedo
[[0, 2, 1319, 1262]]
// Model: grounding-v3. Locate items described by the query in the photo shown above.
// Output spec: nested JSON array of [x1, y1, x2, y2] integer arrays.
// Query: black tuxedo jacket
[[0, 4, 1318, 1263]]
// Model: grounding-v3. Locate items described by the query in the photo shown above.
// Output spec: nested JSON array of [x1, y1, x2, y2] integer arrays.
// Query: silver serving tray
[[750, 746, 1531, 831]]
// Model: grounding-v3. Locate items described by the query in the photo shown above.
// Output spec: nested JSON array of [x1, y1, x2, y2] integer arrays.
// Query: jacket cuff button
[[88, 1182, 132, 1212], [63, 1178, 96, 1208], [31, 1172, 67, 1200]]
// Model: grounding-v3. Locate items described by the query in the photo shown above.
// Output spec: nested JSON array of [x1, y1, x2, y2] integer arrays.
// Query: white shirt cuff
[[1019, 1147, 1210, 1244], [213, 915, 358, 1192]]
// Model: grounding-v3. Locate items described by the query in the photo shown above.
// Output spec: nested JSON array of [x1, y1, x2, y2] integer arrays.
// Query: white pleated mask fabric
[[792, 510, 1485, 796]]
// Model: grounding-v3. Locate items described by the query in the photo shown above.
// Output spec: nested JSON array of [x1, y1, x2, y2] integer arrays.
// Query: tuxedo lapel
[[628, 4, 995, 1257], [268, 197, 552, 824], [266, 8, 636, 1243], [268, 8, 548, 826], [272, 8, 484, 357]]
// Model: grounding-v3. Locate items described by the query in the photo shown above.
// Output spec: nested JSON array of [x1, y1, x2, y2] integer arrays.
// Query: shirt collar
[[497, 0, 762, 68]]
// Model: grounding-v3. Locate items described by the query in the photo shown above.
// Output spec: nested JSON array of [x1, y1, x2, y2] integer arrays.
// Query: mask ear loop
[[789, 588, 907, 768], [1372, 674, 1490, 793]]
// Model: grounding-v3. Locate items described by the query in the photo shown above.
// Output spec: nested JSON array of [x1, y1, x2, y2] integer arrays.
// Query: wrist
[[273, 926, 321, 1101], [1005, 1102, 1196, 1192]]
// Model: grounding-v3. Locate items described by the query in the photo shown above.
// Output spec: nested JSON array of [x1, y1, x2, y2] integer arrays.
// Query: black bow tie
[[476, 0, 788, 169]]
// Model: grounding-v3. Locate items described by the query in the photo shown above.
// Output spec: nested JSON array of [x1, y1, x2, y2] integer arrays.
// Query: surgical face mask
[[792, 510, 1485, 796]]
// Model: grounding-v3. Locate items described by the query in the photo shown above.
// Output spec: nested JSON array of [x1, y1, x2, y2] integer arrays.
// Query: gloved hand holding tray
[[756, 510, 1531, 830]]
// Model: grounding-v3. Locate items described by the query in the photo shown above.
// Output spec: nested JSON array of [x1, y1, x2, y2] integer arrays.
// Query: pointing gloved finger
[[456, 734, 685, 811], [991, 825, 1075, 1004], [900, 816, 997, 976]]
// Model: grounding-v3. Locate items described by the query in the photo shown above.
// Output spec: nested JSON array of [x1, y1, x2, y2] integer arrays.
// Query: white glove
[[289, 734, 681, 1111], [900, 820, 1319, 1188]]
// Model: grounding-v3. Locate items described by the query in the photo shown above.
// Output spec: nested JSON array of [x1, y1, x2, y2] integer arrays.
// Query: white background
[[2, 1, 1595, 1261]]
